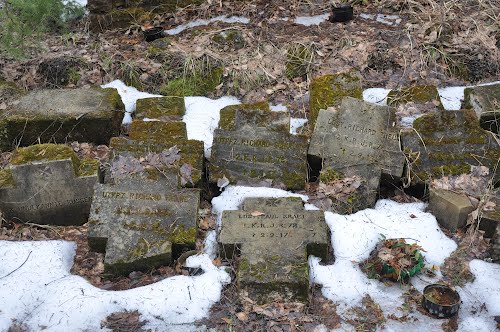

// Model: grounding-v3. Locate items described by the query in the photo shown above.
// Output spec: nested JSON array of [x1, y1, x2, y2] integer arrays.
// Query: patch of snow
[[290, 118, 308, 135], [0, 240, 230, 332], [166, 16, 249, 35], [363, 88, 390, 106], [101, 80, 162, 125], [270, 103, 288, 112], [294, 14, 330, 26], [310, 199, 457, 317], [359, 13, 401, 26], [183, 96, 240, 158], [438, 80, 500, 111], [400, 115, 424, 127]]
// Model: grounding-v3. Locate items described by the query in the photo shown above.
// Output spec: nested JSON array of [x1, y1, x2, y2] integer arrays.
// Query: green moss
[[10, 144, 98, 177], [160, 66, 223, 97], [309, 71, 363, 129], [108, 7, 153, 29], [0, 80, 25, 99], [212, 29, 245, 49], [129, 121, 187, 140], [319, 168, 344, 183], [285, 44, 313, 79], [124, 222, 197, 245], [135, 97, 185, 119], [0, 169, 14, 188], [387, 85, 442, 107]]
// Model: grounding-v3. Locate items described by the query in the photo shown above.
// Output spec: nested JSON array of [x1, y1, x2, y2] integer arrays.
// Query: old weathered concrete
[[0, 144, 99, 225], [464, 84, 499, 134], [218, 197, 330, 303], [88, 174, 200, 276], [210, 103, 308, 190], [479, 189, 499, 238], [428, 189, 475, 233], [0, 87, 123, 151], [134, 97, 185, 121]]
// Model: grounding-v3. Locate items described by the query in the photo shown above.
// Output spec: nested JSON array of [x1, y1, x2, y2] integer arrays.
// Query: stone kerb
[[218, 197, 330, 303]]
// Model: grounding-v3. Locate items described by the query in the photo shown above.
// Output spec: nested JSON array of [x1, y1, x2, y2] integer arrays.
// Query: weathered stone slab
[[88, 175, 200, 276], [402, 109, 500, 185], [428, 189, 475, 233], [309, 71, 363, 128], [135, 96, 185, 121], [0, 87, 124, 151], [387, 85, 443, 107], [218, 197, 330, 303], [464, 84, 499, 134], [309, 97, 404, 212], [210, 103, 308, 190], [0, 144, 99, 225], [479, 189, 499, 238]]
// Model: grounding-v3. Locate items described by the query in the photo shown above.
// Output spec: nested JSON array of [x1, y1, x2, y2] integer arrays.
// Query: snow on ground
[[359, 13, 402, 26], [438, 80, 500, 111], [290, 118, 308, 134], [294, 14, 330, 26], [101, 80, 162, 125], [183, 96, 240, 157], [363, 88, 390, 106], [0, 241, 229, 332], [165, 16, 249, 35]]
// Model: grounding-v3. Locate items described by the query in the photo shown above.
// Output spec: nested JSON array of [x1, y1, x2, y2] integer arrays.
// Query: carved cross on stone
[[88, 175, 200, 276], [0, 159, 98, 225], [218, 197, 330, 303]]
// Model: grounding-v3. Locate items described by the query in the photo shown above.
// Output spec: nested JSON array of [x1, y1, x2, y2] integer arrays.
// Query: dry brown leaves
[[101, 310, 151, 332]]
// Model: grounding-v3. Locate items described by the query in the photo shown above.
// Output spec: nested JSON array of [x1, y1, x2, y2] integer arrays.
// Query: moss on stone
[[212, 29, 245, 49], [129, 121, 187, 140], [319, 168, 344, 183], [0, 169, 14, 188], [387, 85, 443, 108], [218, 102, 271, 130], [10, 144, 98, 177], [135, 97, 185, 119], [309, 71, 363, 129]]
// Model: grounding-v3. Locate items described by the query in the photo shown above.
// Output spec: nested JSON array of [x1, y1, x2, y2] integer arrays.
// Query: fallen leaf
[[251, 211, 265, 216], [236, 312, 248, 321]]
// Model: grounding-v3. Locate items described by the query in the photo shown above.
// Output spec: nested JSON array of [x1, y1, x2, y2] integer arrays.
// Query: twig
[[0, 251, 32, 279]]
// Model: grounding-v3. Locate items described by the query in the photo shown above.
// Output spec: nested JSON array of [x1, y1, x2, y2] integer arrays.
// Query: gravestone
[[108, 120, 204, 186], [309, 71, 363, 128], [210, 103, 308, 190], [88, 174, 200, 276], [0, 144, 99, 225], [308, 97, 404, 212], [402, 109, 500, 185], [428, 189, 475, 233], [387, 85, 443, 107], [218, 197, 330, 303], [479, 189, 499, 238], [135, 96, 185, 121], [0, 87, 123, 151], [464, 84, 499, 134]]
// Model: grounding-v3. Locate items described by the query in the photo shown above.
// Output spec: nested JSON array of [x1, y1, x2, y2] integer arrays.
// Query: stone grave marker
[[464, 84, 499, 134], [218, 197, 330, 303], [0, 144, 99, 225], [479, 189, 499, 238], [402, 109, 500, 185], [135, 96, 185, 121], [88, 174, 200, 276], [210, 103, 308, 190], [0, 87, 124, 151], [308, 97, 404, 212], [108, 120, 204, 186]]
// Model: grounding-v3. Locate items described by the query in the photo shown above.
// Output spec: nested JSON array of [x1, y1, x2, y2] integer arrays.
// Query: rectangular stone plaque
[[88, 176, 200, 276], [218, 197, 330, 303], [210, 105, 308, 190]]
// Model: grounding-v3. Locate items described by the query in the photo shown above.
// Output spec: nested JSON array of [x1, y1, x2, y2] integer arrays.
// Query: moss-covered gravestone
[[88, 173, 200, 276], [387, 85, 443, 107], [0, 144, 99, 225], [309, 97, 404, 212], [0, 87, 123, 152], [309, 71, 363, 128], [464, 84, 499, 134], [210, 103, 308, 190], [218, 197, 330, 304], [108, 120, 204, 186], [134, 96, 185, 121], [402, 109, 500, 185]]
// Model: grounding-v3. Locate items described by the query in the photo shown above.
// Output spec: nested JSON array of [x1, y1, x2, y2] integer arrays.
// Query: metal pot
[[422, 284, 461, 318]]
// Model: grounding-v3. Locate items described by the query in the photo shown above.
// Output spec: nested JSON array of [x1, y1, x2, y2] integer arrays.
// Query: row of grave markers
[[0, 83, 498, 303]]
